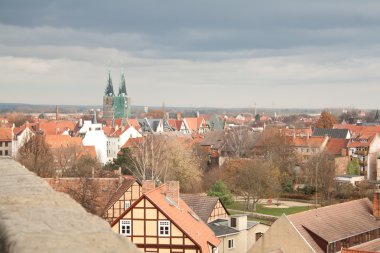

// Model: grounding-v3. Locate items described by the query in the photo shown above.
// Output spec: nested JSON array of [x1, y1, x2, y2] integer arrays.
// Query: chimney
[[373, 191, 380, 219], [177, 112, 182, 120], [229, 214, 247, 231], [166, 181, 179, 206], [142, 180, 156, 194]]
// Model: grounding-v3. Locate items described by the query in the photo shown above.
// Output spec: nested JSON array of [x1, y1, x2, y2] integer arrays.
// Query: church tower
[[113, 71, 131, 118], [102, 71, 115, 119]]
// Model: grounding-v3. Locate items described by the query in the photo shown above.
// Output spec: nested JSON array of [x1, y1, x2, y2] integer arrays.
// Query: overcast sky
[[1, 1, 380, 109]]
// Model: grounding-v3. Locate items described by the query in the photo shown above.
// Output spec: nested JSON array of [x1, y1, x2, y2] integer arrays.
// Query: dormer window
[[124, 201, 131, 210], [158, 220, 170, 236]]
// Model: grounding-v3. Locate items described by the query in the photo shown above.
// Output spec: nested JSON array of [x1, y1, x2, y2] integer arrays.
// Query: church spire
[[104, 71, 114, 96], [119, 71, 127, 96]]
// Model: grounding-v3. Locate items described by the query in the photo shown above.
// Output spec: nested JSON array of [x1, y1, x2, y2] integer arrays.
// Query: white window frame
[[158, 220, 170, 237], [228, 239, 235, 249], [124, 200, 131, 210], [120, 219, 131, 236]]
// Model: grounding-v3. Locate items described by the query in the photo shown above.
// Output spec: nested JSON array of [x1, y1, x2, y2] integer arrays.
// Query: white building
[[82, 123, 108, 164], [104, 125, 142, 161]]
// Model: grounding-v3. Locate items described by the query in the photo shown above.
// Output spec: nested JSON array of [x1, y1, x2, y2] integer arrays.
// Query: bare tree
[[222, 158, 280, 211], [17, 134, 55, 177], [253, 127, 297, 186], [225, 127, 258, 158], [303, 152, 336, 205]]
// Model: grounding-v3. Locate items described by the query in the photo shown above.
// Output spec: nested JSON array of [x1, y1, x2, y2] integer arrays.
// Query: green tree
[[315, 111, 337, 128], [347, 158, 360, 175], [207, 181, 233, 206]]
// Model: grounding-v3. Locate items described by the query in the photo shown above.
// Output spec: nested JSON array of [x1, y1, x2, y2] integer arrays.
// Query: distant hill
[[0, 103, 324, 116]]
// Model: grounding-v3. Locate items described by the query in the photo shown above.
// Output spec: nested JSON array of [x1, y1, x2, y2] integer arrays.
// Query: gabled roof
[[325, 138, 349, 156], [103, 126, 131, 137], [184, 117, 204, 132], [334, 124, 380, 136], [180, 194, 229, 223], [45, 135, 82, 149], [112, 184, 220, 252], [0, 127, 12, 141], [200, 130, 225, 148], [287, 198, 380, 253], [38, 120, 76, 135], [312, 128, 349, 139], [102, 176, 138, 216], [126, 119, 141, 131], [292, 136, 327, 148]]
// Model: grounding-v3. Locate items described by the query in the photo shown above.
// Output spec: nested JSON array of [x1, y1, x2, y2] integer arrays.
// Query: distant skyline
[[1, 1, 380, 108]]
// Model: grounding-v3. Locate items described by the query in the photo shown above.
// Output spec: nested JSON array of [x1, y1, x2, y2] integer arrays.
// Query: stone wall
[[0, 158, 140, 253]]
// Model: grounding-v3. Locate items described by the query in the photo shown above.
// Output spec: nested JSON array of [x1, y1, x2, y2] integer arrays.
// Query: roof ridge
[[288, 198, 369, 218]]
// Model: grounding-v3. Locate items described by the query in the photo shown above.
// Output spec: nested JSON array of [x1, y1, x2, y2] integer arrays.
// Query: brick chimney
[[142, 180, 155, 194], [166, 181, 179, 206], [373, 190, 380, 219], [177, 113, 182, 120]]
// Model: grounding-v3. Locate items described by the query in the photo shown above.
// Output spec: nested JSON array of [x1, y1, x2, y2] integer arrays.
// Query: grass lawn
[[255, 205, 311, 216], [227, 201, 311, 217]]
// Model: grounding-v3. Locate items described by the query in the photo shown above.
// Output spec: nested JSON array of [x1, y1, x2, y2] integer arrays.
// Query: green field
[[227, 201, 311, 217]]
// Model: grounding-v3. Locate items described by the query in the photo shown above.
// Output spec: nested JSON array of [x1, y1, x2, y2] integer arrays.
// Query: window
[[228, 239, 235, 249], [120, 219, 131, 236], [158, 220, 170, 236], [230, 218, 236, 228], [256, 232, 263, 241], [4, 150, 8, 156], [124, 201, 131, 210], [5, 142, 8, 147], [0, 141, 2, 146], [0, 150, 2, 156]]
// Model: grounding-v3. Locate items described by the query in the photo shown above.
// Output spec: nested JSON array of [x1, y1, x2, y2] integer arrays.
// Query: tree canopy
[[315, 111, 337, 128]]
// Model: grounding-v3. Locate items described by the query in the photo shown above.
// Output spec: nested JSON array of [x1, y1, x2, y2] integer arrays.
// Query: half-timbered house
[[111, 181, 220, 253], [180, 194, 229, 223], [102, 176, 142, 224]]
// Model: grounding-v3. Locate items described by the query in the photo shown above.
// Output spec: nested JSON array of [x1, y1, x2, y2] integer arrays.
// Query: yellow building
[[112, 181, 220, 253], [102, 176, 142, 224]]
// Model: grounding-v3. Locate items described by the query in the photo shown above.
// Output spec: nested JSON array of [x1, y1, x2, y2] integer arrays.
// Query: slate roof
[[208, 219, 239, 236], [287, 198, 380, 253], [200, 130, 225, 148], [101, 176, 137, 215], [180, 194, 228, 223], [312, 128, 349, 139]]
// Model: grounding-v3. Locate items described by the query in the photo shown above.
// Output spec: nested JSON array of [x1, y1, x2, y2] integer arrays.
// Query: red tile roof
[[326, 138, 349, 155], [127, 119, 141, 131], [103, 126, 131, 137], [38, 120, 76, 135], [334, 124, 380, 136], [82, 145, 97, 159], [288, 198, 380, 253], [0, 128, 12, 141], [112, 184, 220, 252], [45, 135, 82, 149], [292, 136, 327, 148]]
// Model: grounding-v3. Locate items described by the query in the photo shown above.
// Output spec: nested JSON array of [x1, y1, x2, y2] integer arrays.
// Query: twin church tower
[[103, 71, 131, 119]]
